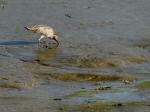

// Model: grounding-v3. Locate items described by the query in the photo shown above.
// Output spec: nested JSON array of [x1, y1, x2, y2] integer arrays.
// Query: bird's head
[[53, 34, 58, 40], [53, 34, 59, 47]]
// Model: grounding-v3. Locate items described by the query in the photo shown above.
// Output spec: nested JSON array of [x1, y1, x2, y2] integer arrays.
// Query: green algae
[[0, 82, 22, 89], [50, 73, 136, 82], [0, 81, 38, 90], [126, 55, 148, 64], [79, 57, 118, 68], [78, 55, 149, 68], [136, 81, 150, 88]]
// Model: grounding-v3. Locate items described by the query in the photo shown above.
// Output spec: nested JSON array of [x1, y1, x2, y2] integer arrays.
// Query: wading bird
[[24, 25, 59, 47]]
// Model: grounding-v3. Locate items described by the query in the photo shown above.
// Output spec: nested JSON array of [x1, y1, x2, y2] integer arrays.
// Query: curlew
[[24, 25, 59, 47]]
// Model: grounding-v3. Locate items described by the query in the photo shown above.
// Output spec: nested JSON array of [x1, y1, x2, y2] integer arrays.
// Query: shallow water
[[0, 0, 150, 112]]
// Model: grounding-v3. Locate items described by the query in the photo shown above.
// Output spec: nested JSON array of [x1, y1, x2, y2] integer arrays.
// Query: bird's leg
[[42, 37, 49, 48], [39, 35, 45, 43], [45, 38, 50, 48], [38, 35, 45, 47]]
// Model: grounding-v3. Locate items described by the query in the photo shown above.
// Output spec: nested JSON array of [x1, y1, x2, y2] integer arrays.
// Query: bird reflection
[[36, 48, 58, 64]]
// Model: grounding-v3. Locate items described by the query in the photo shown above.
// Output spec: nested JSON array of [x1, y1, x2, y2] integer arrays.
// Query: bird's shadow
[[0, 40, 59, 63], [0, 39, 57, 48], [0, 40, 38, 46]]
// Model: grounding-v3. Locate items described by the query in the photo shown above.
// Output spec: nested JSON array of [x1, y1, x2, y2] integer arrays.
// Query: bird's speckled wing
[[25, 25, 54, 37], [38, 26, 54, 37]]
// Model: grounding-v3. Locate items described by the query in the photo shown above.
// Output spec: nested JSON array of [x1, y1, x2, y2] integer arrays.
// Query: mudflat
[[0, 0, 150, 112]]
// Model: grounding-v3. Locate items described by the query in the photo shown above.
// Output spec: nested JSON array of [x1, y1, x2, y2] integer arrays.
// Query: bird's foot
[[43, 44, 48, 48], [38, 41, 49, 48]]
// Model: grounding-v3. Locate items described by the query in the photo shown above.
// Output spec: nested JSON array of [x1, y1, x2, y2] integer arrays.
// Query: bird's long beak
[[24, 26, 30, 30], [53, 38, 59, 47]]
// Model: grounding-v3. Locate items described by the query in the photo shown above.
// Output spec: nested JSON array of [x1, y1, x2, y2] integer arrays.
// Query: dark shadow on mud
[[0, 40, 38, 46]]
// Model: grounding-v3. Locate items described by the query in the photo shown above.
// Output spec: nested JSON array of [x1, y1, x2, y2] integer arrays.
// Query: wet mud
[[0, 0, 150, 112]]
